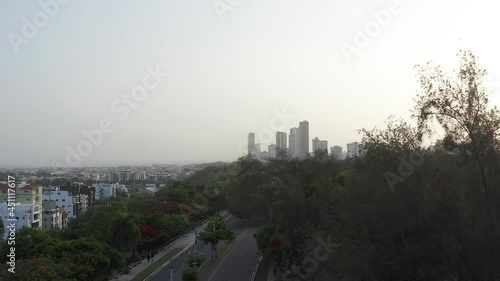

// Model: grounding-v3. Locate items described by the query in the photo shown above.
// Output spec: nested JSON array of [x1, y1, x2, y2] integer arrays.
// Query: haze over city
[[1, 0, 499, 168]]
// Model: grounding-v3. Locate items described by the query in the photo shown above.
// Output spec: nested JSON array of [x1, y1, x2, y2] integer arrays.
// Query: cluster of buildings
[[0, 180, 125, 240], [247, 120, 361, 160]]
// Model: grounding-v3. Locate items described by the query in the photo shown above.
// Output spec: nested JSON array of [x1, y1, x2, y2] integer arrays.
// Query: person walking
[[147, 253, 150, 263], [151, 252, 155, 262]]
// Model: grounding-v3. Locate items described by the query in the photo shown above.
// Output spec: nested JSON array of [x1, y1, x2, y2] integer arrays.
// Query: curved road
[[149, 216, 244, 281], [207, 227, 259, 281]]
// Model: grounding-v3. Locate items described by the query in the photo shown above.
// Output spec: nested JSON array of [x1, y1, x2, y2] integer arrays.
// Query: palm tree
[[111, 213, 141, 264]]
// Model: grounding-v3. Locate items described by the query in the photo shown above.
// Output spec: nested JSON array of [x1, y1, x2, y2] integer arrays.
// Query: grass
[[131, 247, 183, 281]]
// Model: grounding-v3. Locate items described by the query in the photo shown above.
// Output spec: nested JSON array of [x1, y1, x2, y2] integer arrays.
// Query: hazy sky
[[1, 0, 499, 168]]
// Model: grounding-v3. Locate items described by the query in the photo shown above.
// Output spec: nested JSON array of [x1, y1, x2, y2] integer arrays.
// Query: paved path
[[112, 211, 227, 281], [207, 227, 259, 281], [149, 215, 240, 281]]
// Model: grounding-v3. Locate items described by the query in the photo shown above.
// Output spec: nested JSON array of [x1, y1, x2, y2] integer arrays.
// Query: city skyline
[[2, 0, 499, 168]]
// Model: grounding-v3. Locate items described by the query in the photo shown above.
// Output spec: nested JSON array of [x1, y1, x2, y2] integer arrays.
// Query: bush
[[182, 268, 199, 281]]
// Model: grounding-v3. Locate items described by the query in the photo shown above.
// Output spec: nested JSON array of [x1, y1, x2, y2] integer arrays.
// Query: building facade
[[298, 121, 309, 159], [42, 186, 79, 220], [0, 203, 41, 240], [42, 201, 68, 231], [92, 183, 117, 201], [347, 142, 361, 158], [289, 127, 299, 158], [312, 137, 328, 156], [331, 145, 343, 160], [276, 131, 287, 154], [248, 133, 256, 156]]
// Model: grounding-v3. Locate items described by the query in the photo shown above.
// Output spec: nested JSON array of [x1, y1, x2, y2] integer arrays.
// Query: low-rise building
[[42, 201, 68, 231], [0, 203, 41, 240], [42, 186, 79, 220]]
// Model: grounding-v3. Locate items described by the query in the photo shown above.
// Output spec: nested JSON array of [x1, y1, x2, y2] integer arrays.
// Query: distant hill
[[194, 161, 228, 169]]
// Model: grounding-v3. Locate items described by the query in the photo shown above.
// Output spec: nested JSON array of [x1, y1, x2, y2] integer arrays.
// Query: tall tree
[[413, 50, 500, 279], [111, 213, 141, 262], [198, 215, 233, 262]]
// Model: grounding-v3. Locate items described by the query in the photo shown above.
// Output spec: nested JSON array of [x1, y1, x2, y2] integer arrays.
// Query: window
[[1, 190, 6, 193], [57, 193, 60, 195], [26, 198, 30, 201], [56, 199, 58, 201], [24, 190, 29, 193], [62, 199, 65, 202]]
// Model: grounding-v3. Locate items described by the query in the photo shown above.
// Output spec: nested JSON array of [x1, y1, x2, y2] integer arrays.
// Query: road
[[149, 215, 243, 281], [207, 227, 259, 281]]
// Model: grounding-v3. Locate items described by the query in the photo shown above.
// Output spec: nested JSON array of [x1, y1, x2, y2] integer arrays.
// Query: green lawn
[[131, 247, 183, 281]]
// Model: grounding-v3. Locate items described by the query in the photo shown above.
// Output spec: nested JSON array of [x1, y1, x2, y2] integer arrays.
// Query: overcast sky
[[1, 0, 499, 168]]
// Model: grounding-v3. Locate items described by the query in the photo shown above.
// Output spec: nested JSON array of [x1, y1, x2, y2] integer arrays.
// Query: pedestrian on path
[[151, 252, 155, 262], [147, 253, 150, 263]]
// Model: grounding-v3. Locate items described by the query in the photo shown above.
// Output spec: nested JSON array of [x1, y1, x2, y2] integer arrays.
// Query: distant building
[[341, 151, 347, 160], [43, 186, 79, 220], [248, 133, 256, 156], [298, 121, 309, 159], [92, 183, 117, 201], [312, 137, 328, 156], [347, 142, 360, 158], [331, 146, 343, 160], [289, 127, 299, 158], [254, 143, 262, 158], [136, 171, 147, 180], [260, 151, 270, 159], [42, 201, 68, 231], [62, 183, 95, 212], [276, 131, 287, 154], [268, 144, 277, 158]]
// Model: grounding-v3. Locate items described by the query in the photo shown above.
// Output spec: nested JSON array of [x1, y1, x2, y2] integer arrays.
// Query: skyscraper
[[347, 142, 360, 158], [298, 121, 309, 159], [254, 143, 262, 159], [268, 144, 277, 158], [331, 145, 343, 160], [289, 127, 299, 158], [248, 133, 255, 156], [276, 131, 287, 154], [312, 137, 328, 156]]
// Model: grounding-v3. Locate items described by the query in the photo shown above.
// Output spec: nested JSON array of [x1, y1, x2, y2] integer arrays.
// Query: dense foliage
[[0, 180, 220, 280], [228, 51, 500, 281]]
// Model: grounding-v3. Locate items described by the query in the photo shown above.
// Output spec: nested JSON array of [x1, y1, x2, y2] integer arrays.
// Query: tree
[[182, 267, 199, 281], [198, 215, 234, 262], [110, 213, 141, 263], [413, 50, 500, 279]]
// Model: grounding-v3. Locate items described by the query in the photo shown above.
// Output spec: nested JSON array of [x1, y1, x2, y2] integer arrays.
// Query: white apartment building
[[0, 203, 41, 240], [42, 186, 79, 220], [42, 201, 68, 231], [92, 183, 117, 201]]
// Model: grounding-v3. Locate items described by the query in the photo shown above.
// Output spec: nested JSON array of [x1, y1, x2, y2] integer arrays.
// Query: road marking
[[207, 228, 249, 281]]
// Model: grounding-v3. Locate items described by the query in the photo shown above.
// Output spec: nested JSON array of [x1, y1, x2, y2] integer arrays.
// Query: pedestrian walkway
[[112, 211, 226, 281]]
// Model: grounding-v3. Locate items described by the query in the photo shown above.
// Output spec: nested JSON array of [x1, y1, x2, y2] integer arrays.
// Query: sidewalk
[[112, 211, 226, 281]]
